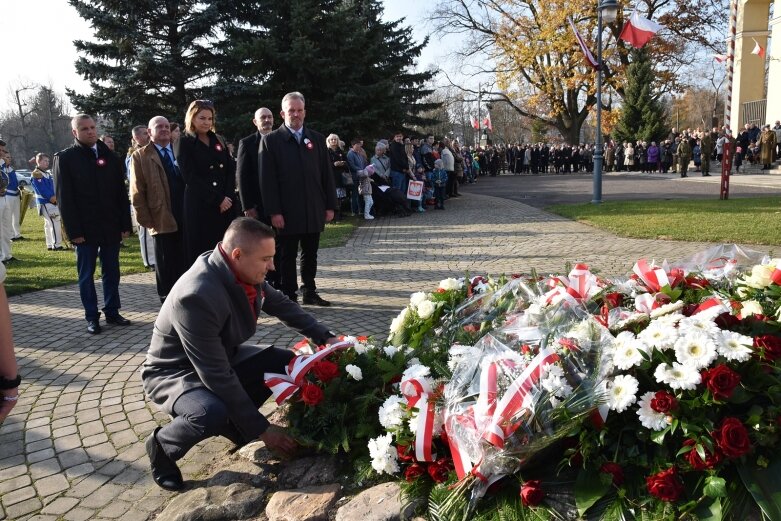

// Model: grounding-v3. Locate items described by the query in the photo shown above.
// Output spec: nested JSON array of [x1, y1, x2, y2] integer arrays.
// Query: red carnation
[[600, 462, 625, 486], [300, 383, 323, 406], [427, 460, 450, 483], [713, 417, 752, 459], [404, 463, 425, 482], [754, 335, 781, 361], [682, 439, 723, 470], [650, 391, 678, 414], [701, 365, 741, 400], [312, 360, 339, 383], [520, 480, 545, 507], [604, 292, 624, 309], [645, 467, 685, 503], [396, 444, 415, 462]]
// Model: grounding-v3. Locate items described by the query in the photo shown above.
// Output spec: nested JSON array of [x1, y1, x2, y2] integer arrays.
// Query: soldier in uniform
[[677, 138, 692, 178], [700, 131, 713, 177]]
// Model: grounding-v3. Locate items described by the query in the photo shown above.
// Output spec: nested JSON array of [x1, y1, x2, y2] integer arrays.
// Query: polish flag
[[751, 39, 766, 58], [713, 54, 728, 63], [567, 17, 599, 70], [470, 115, 479, 129], [483, 114, 493, 132], [619, 11, 663, 49]]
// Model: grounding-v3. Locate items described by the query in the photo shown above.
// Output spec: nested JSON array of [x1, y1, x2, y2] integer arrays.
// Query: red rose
[[520, 480, 545, 507], [754, 335, 781, 361], [713, 417, 752, 458], [701, 365, 741, 400], [600, 462, 625, 486], [397, 444, 415, 462], [463, 324, 479, 333], [604, 292, 624, 309], [682, 303, 698, 317], [404, 463, 425, 481], [645, 467, 685, 503], [300, 383, 323, 406], [685, 276, 710, 289], [312, 360, 339, 383], [682, 439, 723, 470], [650, 391, 678, 413], [715, 312, 741, 330], [427, 461, 450, 483]]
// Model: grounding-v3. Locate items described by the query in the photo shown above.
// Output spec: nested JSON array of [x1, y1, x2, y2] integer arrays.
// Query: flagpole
[[592, 0, 618, 204]]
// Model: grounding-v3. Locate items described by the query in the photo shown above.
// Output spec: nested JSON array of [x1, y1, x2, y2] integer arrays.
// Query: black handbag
[[341, 171, 354, 186]]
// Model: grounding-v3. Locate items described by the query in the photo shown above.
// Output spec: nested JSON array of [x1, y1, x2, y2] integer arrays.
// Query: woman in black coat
[[326, 134, 349, 221], [176, 100, 236, 264]]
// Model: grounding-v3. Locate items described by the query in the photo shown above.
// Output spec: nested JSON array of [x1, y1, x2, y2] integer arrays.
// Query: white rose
[[745, 264, 775, 289], [345, 364, 363, 381], [438, 277, 463, 291], [740, 300, 764, 317], [416, 300, 436, 319], [389, 307, 409, 334], [409, 292, 428, 307]]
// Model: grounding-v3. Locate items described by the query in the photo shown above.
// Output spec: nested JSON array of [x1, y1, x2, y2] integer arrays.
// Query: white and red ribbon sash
[[633, 259, 670, 293], [446, 409, 478, 479], [263, 341, 352, 404], [634, 293, 660, 314], [401, 377, 437, 462], [482, 347, 560, 448], [544, 264, 600, 306], [693, 297, 723, 315]]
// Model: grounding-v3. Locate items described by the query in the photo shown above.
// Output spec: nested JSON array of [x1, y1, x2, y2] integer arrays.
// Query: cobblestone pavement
[[1, 182, 767, 520]]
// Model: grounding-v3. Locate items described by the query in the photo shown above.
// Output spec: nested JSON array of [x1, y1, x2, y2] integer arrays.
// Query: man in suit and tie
[[237, 107, 280, 287], [54, 114, 133, 334], [142, 217, 338, 491], [130, 116, 186, 303]]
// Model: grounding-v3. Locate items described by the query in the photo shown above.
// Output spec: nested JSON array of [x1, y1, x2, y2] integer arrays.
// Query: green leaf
[[736, 458, 781, 521], [575, 467, 612, 517], [650, 427, 669, 445], [694, 496, 723, 521], [703, 476, 727, 498]]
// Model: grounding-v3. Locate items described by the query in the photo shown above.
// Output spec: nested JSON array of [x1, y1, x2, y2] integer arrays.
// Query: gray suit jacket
[[142, 247, 332, 441]]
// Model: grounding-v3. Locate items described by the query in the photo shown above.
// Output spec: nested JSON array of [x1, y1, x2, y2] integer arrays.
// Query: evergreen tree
[[66, 0, 228, 145], [213, 0, 439, 141], [612, 49, 667, 145]]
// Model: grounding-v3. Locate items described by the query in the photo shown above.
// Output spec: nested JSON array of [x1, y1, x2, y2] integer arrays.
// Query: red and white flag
[[470, 115, 479, 129], [619, 11, 663, 49], [713, 54, 728, 63], [751, 39, 766, 58], [567, 17, 599, 70], [483, 113, 493, 132]]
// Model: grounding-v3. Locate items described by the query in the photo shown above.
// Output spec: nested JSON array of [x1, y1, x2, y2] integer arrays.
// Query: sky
[[0, 0, 450, 114]]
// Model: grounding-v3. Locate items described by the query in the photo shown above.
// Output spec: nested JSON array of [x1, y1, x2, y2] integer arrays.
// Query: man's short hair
[[351, 138, 362, 146], [71, 114, 94, 129], [35, 153, 50, 162], [0, 140, 6, 147], [223, 217, 276, 252], [132, 125, 147, 136], [281, 91, 305, 109]]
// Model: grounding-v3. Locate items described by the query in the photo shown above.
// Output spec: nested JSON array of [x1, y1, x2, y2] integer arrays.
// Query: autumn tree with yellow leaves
[[433, 0, 725, 144]]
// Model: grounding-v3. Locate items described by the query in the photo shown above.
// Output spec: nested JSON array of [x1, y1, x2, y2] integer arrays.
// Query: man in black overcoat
[[54, 114, 132, 334], [259, 92, 337, 306]]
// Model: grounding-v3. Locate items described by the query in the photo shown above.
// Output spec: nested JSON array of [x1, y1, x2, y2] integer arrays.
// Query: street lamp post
[[592, 0, 618, 204]]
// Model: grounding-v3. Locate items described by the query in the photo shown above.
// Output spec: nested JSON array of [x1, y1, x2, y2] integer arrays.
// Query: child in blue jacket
[[430, 159, 448, 210]]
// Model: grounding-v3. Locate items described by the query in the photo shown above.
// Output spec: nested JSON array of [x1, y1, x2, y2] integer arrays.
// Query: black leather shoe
[[86, 320, 101, 335], [146, 427, 184, 491], [303, 292, 331, 307], [105, 314, 131, 326]]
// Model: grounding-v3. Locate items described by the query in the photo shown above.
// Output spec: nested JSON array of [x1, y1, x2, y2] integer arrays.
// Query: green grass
[[546, 197, 781, 247], [3, 209, 359, 296]]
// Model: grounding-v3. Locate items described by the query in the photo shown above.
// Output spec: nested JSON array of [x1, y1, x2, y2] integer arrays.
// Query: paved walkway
[[0, 184, 757, 520]]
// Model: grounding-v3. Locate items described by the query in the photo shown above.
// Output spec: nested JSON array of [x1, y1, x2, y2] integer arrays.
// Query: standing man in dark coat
[[259, 92, 337, 306], [54, 114, 132, 334], [237, 107, 278, 288]]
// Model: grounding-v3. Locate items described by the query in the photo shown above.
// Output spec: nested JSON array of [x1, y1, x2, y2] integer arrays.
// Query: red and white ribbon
[[634, 293, 660, 314], [446, 409, 478, 480], [482, 346, 560, 448], [263, 341, 352, 404], [401, 377, 437, 462], [693, 297, 724, 315], [544, 264, 600, 306], [633, 259, 670, 293]]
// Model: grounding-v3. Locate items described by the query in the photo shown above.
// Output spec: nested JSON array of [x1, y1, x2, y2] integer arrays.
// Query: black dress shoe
[[303, 292, 331, 307], [105, 314, 131, 326], [146, 427, 184, 491], [86, 320, 102, 335]]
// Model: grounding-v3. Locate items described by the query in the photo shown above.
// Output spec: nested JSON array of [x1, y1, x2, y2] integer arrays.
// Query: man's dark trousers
[[156, 347, 294, 461], [75, 242, 121, 321], [278, 233, 320, 300], [153, 231, 186, 301]]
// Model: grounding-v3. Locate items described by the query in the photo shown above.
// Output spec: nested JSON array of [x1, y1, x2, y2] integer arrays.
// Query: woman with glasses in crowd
[[176, 100, 236, 264]]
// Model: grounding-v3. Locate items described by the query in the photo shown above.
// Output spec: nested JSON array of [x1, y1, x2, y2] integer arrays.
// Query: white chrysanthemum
[[438, 277, 463, 291], [377, 395, 406, 429], [540, 365, 573, 398], [409, 291, 428, 307], [740, 300, 764, 317], [612, 331, 648, 369], [639, 320, 679, 351], [368, 433, 399, 475], [654, 362, 702, 390], [650, 300, 686, 319], [636, 391, 669, 431], [383, 345, 398, 358], [606, 375, 639, 413], [408, 407, 444, 436], [416, 300, 436, 319], [389, 307, 409, 335], [655, 312, 685, 328], [674, 332, 718, 369], [353, 341, 374, 355], [402, 364, 431, 381], [717, 330, 754, 362], [678, 315, 720, 339], [345, 364, 363, 381]]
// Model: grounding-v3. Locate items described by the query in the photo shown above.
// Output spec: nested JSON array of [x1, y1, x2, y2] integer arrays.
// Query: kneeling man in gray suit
[[142, 217, 338, 491]]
